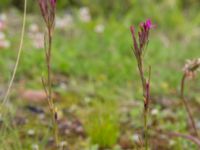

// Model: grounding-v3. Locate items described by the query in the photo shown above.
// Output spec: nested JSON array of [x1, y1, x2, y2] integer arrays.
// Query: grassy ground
[[0, 9, 200, 150]]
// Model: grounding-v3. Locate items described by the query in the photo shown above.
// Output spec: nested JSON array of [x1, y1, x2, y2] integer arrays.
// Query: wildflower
[[130, 19, 155, 59], [130, 20, 154, 149], [79, 7, 91, 22], [50, 0, 56, 8], [144, 19, 153, 30], [38, 0, 58, 145], [95, 24, 105, 33], [38, 0, 56, 28]]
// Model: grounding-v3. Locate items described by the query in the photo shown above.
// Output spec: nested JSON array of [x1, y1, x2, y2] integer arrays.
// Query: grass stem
[[2, 0, 27, 105]]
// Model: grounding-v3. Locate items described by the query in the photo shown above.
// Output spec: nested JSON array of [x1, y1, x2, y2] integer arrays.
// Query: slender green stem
[[47, 28, 52, 106], [144, 109, 148, 150], [53, 108, 59, 146], [2, 0, 27, 105], [137, 57, 146, 96], [137, 59, 150, 150]]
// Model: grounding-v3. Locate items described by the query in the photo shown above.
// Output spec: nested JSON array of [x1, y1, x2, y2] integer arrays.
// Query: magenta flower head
[[38, 0, 56, 28], [130, 19, 155, 58], [50, 0, 56, 8], [145, 19, 153, 30]]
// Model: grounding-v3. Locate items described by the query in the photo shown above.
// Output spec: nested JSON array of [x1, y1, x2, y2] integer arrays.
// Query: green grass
[[84, 100, 119, 148]]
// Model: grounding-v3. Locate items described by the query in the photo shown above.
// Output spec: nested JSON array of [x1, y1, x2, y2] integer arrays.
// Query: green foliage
[[0, 107, 22, 150], [2, 0, 37, 12], [0, 0, 12, 9], [55, 0, 70, 9], [85, 101, 119, 148], [79, 0, 132, 18]]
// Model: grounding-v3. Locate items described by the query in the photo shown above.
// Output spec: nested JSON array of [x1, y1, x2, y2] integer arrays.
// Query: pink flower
[[50, 0, 56, 8], [38, 0, 56, 27], [130, 19, 155, 57], [145, 19, 152, 30]]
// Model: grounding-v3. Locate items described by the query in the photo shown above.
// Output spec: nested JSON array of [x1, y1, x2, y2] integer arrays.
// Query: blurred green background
[[0, 0, 200, 149]]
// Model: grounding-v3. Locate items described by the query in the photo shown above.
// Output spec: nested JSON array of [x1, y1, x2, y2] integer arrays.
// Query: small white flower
[[0, 13, 7, 22], [0, 32, 5, 40], [79, 7, 91, 22], [151, 108, 159, 115], [32, 144, 39, 150], [27, 129, 35, 136], [95, 24, 105, 33], [56, 14, 73, 29], [29, 24, 39, 33], [0, 40, 10, 48], [131, 134, 140, 142], [59, 141, 68, 148]]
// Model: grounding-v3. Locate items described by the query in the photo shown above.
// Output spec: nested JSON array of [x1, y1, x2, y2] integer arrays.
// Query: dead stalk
[[180, 74, 199, 137]]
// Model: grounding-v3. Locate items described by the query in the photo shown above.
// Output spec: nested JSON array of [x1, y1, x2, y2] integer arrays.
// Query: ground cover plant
[[0, 0, 200, 149]]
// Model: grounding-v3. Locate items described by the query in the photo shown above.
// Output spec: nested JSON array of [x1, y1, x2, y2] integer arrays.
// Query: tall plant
[[130, 19, 155, 150], [38, 0, 59, 147]]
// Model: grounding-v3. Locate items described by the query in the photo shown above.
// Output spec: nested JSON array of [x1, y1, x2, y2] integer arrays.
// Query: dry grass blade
[[1, 0, 27, 105]]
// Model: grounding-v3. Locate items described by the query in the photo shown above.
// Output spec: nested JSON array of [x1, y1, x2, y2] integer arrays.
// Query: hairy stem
[[180, 74, 199, 137]]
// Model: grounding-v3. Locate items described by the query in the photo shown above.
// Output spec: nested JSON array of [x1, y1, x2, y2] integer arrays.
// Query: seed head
[[183, 58, 200, 79]]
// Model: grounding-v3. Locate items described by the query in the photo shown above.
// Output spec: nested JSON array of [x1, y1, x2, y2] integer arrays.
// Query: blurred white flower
[[0, 13, 6, 30], [94, 24, 105, 33], [27, 129, 35, 136], [151, 108, 159, 115], [32, 33, 44, 49], [32, 144, 39, 150], [169, 140, 176, 146], [29, 23, 39, 33], [0, 32, 5, 40], [28, 24, 44, 49], [131, 134, 140, 142], [0, 13, 9, 49], [79, 7, 91, 22], [59, 141, 68, 149], [0, 40, 10, 48], [56, 14, 73, 29], [0, 21, 4, 30], [0, 13, 7, 22]]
